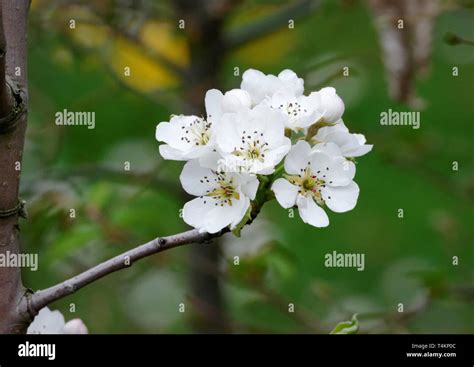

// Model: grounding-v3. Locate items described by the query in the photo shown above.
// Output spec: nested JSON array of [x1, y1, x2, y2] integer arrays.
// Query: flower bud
[[318, 87, 345, 123]]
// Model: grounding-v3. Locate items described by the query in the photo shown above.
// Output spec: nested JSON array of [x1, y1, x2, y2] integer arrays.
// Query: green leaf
[[232, 206, 252, 237], [330, 314, 359, 334]]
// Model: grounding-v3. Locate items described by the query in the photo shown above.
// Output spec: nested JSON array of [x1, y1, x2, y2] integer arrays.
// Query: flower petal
[[222, 89, 252, 112], [182, 197, 216, 232], [346, 143, 373, 157], [179, 160, 217, 196], [312, 142, 343, 157], [278, 69, 304, 96], [215, 112, 245, 154], [205, 89, 223, 124], [284, 140, 312, 174], [241, 69, 267, 103], [296, 195, 329, 227], [310, 152, 352, 186], [27, 307, 66, 334], [239, 174, 259, 200], [199, 151, 222, 170], [265, 137, 291, 168], [228, 196, 251, 229], [241, 68, 283, 104], [159, 145, 186, 160], [183, 196, 250, 234], [319, 87, 345, 123], [321, 181, 359, 213], [314, 120, 348, 141], [324, 131, 360, 155], [354, 133, 366, 145], [272, 178, 298, 208], [254, 105, 286, 144], [63, 319, 88, 334], [182, 145, 213, 160], [155, 121, 172, 143]]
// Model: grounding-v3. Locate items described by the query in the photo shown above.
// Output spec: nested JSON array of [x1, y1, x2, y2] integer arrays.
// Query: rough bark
[[0, 0, 30, 334]]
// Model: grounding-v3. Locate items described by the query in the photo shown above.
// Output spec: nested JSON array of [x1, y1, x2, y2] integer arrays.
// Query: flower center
[[181, 117, 212, 146], [202, 173, 240, 207], [232, 130, 269, 163], [285, 165, 326, 205], [302, 178, 315, 190], [275, 100, 308, 124]]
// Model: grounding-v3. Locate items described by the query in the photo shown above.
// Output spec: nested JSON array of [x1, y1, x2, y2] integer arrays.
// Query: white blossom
[[155, 68, 371, 233], [180, 159, 259, 234], [216, 105, 291, 174], [272, 141, 359, 227], [265, 89, 321, 130], [155, 89, 223, 161]]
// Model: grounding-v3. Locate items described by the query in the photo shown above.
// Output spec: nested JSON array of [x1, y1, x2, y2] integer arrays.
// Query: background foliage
[[22, 0, 473, 333]]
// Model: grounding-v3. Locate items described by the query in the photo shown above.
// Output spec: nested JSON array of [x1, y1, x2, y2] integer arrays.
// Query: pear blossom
[[307, 87, 345, 123], [27, 307, 88, 334], [155, 89, 223, 161], [155, 68, 371, 233], [241, 68, 304, 104], [265, 89, 321, 130], [241, 69, 343, 129], [314, 120, 373, 157], [215, 105, 291, 174], [272, 141, 359, 227], [180, 159, 259, 234]]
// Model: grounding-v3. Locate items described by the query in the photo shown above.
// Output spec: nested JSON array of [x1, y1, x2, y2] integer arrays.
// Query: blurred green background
[[21, 0, 473, 333]]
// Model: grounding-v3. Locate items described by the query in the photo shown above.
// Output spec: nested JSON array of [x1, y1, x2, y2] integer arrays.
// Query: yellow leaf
[[140, 21, 189, 68], [109, 37, 179, 91], [70, 23, 108, 48]]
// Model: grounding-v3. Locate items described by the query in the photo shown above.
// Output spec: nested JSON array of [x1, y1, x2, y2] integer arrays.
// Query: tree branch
[[20, 228, 228, 321]]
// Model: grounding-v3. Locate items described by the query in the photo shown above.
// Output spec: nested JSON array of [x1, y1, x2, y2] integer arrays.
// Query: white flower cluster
[[156, 69, 372, 233]]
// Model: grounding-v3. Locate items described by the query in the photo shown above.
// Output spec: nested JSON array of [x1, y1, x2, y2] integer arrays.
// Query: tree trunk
[[174, 0, 232, 333], [0, 0, 30, 334]]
